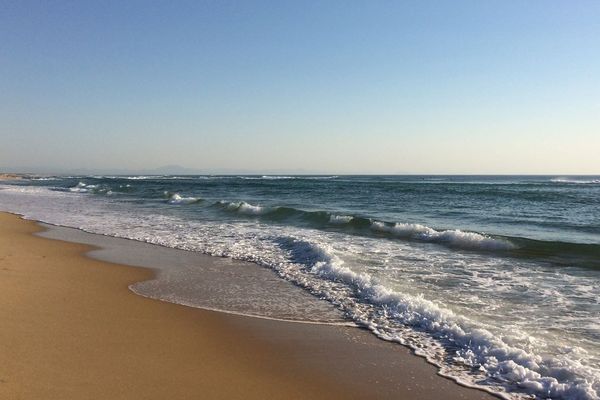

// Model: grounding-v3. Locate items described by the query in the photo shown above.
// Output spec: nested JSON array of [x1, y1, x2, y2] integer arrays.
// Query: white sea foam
[[167, 193, 201, 205], [551, 178, 600, 184], [124, 175, 163, 180], [305, 175, 338, 180], [261, 175, 293, 179], [239, 175, 338, 180], [68, 182, 110, 194], [370, 221, 514, 250], [219, 201, 267, 215], [329, 214, 354, 224], [69, 182, 91, 192]]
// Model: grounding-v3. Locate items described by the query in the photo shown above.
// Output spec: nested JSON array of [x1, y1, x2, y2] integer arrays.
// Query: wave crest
[[217, 200, 267, 215], [370, 221, 514, 250], [215, 201, 515, 252], [69, 182, 95, 193], [329, 214, 354, 224], [239, 175, 338, 181], [551, 178, 600, 184], [167, 193, 202, 205]]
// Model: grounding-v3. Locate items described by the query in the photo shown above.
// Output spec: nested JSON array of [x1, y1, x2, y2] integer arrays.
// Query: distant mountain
[[0, 165, 325, 176]]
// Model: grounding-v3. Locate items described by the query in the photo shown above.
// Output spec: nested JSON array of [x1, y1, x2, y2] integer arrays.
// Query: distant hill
[[0, 165, 325, 176]]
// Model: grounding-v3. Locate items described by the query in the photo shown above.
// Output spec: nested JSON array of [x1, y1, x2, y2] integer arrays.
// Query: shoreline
[[34, 219, 351, 326], [0, 211, 494, 399], [0, 173, 25, 180]]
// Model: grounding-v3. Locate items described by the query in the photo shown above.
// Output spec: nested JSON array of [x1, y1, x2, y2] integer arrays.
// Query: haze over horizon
[[2, 164, 600, 177], [1, 1, 599, 174]]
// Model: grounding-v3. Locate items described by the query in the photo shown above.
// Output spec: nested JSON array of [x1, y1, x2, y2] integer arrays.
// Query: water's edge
[[34, 218, 352, 326]]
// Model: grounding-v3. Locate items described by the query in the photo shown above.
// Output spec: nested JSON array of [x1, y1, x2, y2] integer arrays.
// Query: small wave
[[124, 175, 164, 180], [370, 221, 514, 250], [69, 182, 92, 192], [67, 182, 116, 196], [217, 200, 267, 214], [551, 178, 600, 184], [239, 175, 338, 181], [260, 175, 294, 180], [218, 202, 354, 222], [238, 176, 291, 180], [167, 193, 202, 205], [305, 175, 338, 180], [329, 214, 354, 224], [216, 201, 515, 251]]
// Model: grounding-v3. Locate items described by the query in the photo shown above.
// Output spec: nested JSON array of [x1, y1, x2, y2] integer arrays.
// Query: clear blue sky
[[1, 1, 599, 174]]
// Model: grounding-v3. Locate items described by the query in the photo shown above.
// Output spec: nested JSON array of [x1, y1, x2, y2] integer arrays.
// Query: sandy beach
[[0, 212, 493, 399], [0, 174, 23, 180]]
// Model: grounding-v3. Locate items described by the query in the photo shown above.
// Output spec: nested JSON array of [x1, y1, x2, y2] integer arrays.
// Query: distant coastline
[[0, 173, 25, 180]]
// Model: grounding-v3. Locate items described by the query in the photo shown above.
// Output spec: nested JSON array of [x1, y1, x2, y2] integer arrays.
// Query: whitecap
[[370, 221, 514, 250], [167, 193, 201, 205], [329, 214, 354, 224]]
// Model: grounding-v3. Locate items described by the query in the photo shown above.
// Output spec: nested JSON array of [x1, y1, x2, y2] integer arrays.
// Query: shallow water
[[37, 223, 346, 323]]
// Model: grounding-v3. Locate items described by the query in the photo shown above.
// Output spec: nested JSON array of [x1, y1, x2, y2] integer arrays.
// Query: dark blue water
[[30, 175, 600, 266]]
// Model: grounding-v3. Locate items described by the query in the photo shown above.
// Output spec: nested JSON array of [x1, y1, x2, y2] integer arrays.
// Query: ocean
[[1, 175, 598, 399]]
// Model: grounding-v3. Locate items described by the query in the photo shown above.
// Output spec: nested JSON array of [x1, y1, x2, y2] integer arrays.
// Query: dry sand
[[0, 212, 493, 399]]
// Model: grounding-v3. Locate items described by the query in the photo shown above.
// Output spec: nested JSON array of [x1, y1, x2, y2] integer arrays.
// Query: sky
[[1, 0, 599, 174]]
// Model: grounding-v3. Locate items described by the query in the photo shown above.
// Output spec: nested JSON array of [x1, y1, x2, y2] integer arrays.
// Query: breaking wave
[[551, 178, 600, 185], [69, 181, 94, 192], [216, 200, 268, 214], [275, 239, 600, 400], [67, 182, 113, 195], [215, 201, 513, 251], [369, 221, 514, 250], [239, 175, 339, 180], [166, 193, 202, 205]]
